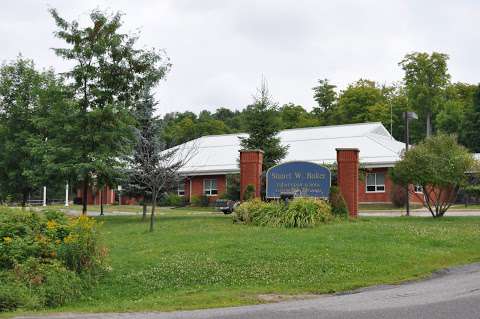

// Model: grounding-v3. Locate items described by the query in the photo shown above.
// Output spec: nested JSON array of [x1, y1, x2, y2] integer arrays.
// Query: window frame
[[414, 185, 423, 193], [365, 172, 386, 193], [203, 178, 218, 196], [177, 181, 185, 196]]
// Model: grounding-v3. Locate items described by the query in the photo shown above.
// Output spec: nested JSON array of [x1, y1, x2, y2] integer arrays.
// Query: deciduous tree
[[399, 52, 450, 137], [391, 134, 476, 217], [49, 8, 170, 214]]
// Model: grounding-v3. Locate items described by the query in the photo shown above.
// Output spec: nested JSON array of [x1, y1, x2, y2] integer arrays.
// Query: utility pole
[[403, 111, 418, 216]]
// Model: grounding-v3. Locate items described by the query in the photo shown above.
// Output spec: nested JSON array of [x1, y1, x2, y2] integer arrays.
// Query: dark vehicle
[[215, 199, 238, 214]]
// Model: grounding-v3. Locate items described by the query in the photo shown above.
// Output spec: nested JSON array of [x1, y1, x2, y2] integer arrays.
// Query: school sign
[[266, 161, 331, 198]]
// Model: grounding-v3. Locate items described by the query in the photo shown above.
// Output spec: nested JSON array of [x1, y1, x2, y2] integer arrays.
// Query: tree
[[399, 52, 450, 137], [336, 79, 388, 125], [0, 57, 43, 205], [312, 79, 337, 115], [239, 78, 288, 171], [391, 134, 476, 217], [129, 90, 158, 220], [49, 8, 169, 215], [279, 103, 318, 129], [460, 84, 480, 152], [131, 119, 194, 232], [0, 57, 70, 205]]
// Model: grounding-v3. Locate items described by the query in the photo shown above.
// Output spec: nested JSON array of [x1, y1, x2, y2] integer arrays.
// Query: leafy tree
[[239, 78, 288, 171], [391, 134, 476, 217], [459, 84, 480, 152], [49, 8, 169, 214], [336, 79, 388, 125], [0, 57, 70, 205], [399, 52, 450, 137], [279, 103, 319, 129], [0, 58, 43, 205], [312, 79, 337, 115]]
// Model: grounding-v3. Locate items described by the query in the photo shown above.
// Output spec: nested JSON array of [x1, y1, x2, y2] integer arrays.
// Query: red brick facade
[[239, 150, 263, 199], [181, 175, 227, 202], [336, 148, 360, 218], [359, 167, 424, 204]]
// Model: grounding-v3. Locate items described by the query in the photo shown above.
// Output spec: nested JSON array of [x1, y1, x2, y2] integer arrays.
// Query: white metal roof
[[178, 122, 406, 176]]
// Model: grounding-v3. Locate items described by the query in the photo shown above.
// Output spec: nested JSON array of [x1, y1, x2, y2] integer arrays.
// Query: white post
[[117, 185, 122, 205], [43, 186, 47, 207], [65, 182, 69, 207]]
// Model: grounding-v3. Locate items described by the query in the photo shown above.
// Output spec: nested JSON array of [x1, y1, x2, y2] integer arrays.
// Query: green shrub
[[225, 174, 241, 200], [160, 193, 185, 207], [243, 184, 256, 201], [190, 195, 210, 207], [280, 198, 332, 227], [0, 208, 108, 311], [0, 271, 37, 312], [390, 184, 407, 208], [329, 186, 349, 218], [15, 258, 83, 307], [234, 198, 332, 228]]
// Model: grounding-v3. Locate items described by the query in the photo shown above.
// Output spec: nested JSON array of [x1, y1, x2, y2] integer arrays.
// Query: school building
[[175, 122, 423, 204], [77, 122, 425, 205]]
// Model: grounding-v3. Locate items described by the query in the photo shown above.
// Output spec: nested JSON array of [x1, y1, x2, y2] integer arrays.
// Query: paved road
[[17, 263, 480, 319]]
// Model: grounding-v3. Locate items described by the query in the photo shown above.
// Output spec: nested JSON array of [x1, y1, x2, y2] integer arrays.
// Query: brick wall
[[239, 150, 263, 199], [359, 167, 423, 204], [183, 175, 226, 202]]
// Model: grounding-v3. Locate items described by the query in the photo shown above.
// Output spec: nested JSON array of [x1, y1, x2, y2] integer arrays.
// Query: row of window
[[366, 172, 423, 193], [177, 179, 218, 196], [177, 174, 422, 196]]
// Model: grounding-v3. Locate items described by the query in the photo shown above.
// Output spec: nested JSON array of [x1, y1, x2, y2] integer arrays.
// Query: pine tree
[[239, 78, 288, 171]]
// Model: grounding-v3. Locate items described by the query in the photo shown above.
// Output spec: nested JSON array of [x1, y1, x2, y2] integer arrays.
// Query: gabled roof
[[178, 122, 406, 176]]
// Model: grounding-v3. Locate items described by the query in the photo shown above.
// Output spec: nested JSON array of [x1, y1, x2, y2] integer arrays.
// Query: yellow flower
[[64, 234, 77, 244], [46, 220, 58, 230], [3, 236, 12, 244]]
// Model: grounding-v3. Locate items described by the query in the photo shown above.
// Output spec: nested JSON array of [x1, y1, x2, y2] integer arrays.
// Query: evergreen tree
[[239, 78, 288, 171]]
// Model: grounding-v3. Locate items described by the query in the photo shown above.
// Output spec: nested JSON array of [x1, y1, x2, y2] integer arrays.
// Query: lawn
[[9, 210, 480, 316], [48, 204, 216, 213], [359, 203, 423, 211]]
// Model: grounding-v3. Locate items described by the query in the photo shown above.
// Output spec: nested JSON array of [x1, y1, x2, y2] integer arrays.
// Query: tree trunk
[[82, 177, 88, 215], [142, 191, 147, 221], [21, 192, 28, 210], [100, 187, 104, 216], [150, 188, 156, 232], [426, 112, 432, 137]]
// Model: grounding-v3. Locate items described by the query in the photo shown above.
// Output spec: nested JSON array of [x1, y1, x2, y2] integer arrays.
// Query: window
[[203, 179, 218, 196], [177, 181, 185, 196], [414, 185, 423, 193], [366, 172, 385, 192]]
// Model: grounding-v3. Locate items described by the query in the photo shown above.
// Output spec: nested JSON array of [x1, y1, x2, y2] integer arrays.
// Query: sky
[[1, 0, 479, 115]]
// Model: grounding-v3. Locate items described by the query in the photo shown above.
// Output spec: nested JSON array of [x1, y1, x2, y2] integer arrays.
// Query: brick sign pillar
[[336, 148, 360, 218], [239, 149, 264, 200]]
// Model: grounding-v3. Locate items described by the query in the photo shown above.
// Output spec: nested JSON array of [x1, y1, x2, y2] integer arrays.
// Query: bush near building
[[0, 208, 108, 312], [234, 198, 333, 228]]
